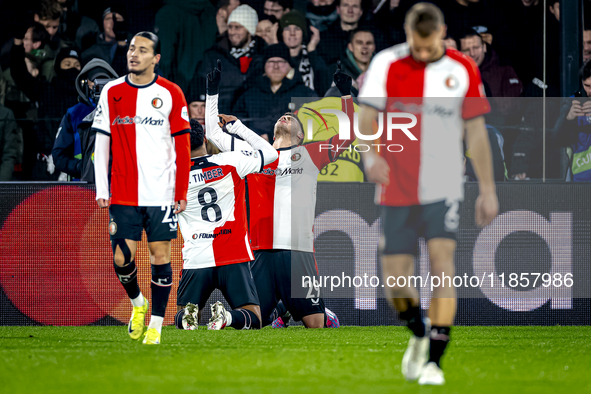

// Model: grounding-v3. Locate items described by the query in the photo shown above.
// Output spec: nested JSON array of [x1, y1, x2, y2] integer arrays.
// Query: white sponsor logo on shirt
[[181, 106, 189, 122]]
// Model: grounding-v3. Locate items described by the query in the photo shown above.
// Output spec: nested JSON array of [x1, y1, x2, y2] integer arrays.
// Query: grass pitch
[[0, 326, 589, 394]]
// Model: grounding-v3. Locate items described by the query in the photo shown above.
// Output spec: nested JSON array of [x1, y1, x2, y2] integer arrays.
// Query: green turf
[[0, 326, 589, 394]]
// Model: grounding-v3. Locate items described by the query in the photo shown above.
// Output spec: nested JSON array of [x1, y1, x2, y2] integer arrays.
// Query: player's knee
[[112, 239, 133, 267], [302, 314, 324, 329], [429, 258, 454, 277]]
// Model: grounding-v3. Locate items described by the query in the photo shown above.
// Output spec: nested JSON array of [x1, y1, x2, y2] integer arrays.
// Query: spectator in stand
[[584, 26, 591, 63], [34, 0, 65, 53], [81, 7, 129, 77], [371, 0, 411, 47], [555, 60, 591, 182], [307, 0, 339, 33], [234, 43, 317, 139], [0, 104, 21, 181], [329, 28, 374, 81], [460, 29, 522, 122], [52, 59, 118, 181], [317, 0, 364, 65], [256, 15, 280, 45], [10, 43, 80, 180], [279, 11, 329, 95], [155, 0, 217, 91], [200, 5, 266, 114], [264, 0, 293, 20], [216, 0, 241, 36]]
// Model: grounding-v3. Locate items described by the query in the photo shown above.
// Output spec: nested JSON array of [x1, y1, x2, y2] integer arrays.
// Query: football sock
[[148, 316, 164, 334], [131, 294, 144, 307], [429, 326, 451, 367], [174, 309, 184, 329], [399, 305, 426, 337], [270, 301, 288, 321], [229, 309, 260, 330], [113, 261, 141, 300], [150, 263, 173, 317]]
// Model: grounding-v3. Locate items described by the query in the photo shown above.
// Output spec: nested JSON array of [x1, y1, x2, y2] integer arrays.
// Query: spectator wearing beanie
[[234, 43, 317, 139], [279, 10, 330, 95], [200, 4, 266, 114]]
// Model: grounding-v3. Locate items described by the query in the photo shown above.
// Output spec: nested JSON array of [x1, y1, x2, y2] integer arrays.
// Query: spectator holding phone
[[555, 60, 591, 181]]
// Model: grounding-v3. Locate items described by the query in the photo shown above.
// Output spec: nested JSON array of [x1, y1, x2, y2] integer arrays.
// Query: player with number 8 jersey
[[175, 110, 278, 331]]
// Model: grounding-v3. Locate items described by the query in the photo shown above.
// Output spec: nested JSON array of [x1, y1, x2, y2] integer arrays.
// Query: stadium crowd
[[0, 0, 589, 182]]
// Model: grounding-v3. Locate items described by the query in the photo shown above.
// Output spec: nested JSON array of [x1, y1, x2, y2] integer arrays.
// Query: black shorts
[[108, 204, 178, 242], [176, 262, 259, 309], [381, 200, 460, 256], [251, 250, 325, 324]]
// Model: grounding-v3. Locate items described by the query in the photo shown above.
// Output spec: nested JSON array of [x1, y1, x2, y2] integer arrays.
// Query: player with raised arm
[[205, 60, 354, 328], [174, 114, 278, 331], [357, 3, 499, 385], [93, 32, 191, 345]]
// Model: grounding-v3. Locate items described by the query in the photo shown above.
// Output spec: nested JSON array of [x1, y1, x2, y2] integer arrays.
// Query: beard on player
[[274, 113, 304, 145]]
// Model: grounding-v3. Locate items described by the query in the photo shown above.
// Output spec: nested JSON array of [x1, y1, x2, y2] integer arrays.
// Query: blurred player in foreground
[[206, 60, 354, 328], [358, 2, 498, 385], [93, 32, 191, 345], [174, 116, 278, 330]]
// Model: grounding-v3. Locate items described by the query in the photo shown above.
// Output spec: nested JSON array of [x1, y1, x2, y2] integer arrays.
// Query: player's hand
[[364, 153, 390, 185], [206, 59, 222, 95], [475, 192, 498, 228], [567, 100, 585, 120], [334, 61, 352, 97], [218, 114, 238, 130], [174, 200, 187, 214], [97, 198, 110, 208]]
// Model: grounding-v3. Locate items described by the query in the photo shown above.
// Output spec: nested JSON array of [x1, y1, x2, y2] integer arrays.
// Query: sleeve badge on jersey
[[241, 150, 253, 157], [181, 106, 189, 122], [96, 104, 103, 116]]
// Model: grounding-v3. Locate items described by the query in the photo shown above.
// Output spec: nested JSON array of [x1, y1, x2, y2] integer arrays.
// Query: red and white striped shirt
[[359, 44, 490, 207], [92, 75, 191, 206], [179, 151, 265, 269], [205, 94, 355, 253], [248, 97, 355, 252]]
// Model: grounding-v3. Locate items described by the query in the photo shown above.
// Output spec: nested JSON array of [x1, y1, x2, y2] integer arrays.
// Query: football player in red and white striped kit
[[93, 32, 191, 345], [205, 60, 355, 329], [358, 3, 499, 385], [173, 117, 278, 331]]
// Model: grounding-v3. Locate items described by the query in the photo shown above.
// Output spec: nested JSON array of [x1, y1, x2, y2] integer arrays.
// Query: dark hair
[[581, 60, 591, 80], [259, 14, 279, 24], [337, 0, 362, 8], [459, 28, 482, 43], [190, 119, 205, 150], [133, 31, 161, 55], [37, 0, 63, 20], [30, 22, 50, 44], [349, 27, 374, 43], [266, 0, 293, 10], [405, 2, 444, 38]]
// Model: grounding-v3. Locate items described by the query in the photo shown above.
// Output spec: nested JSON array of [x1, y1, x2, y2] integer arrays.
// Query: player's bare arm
[[464, 115, 499, 227]]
